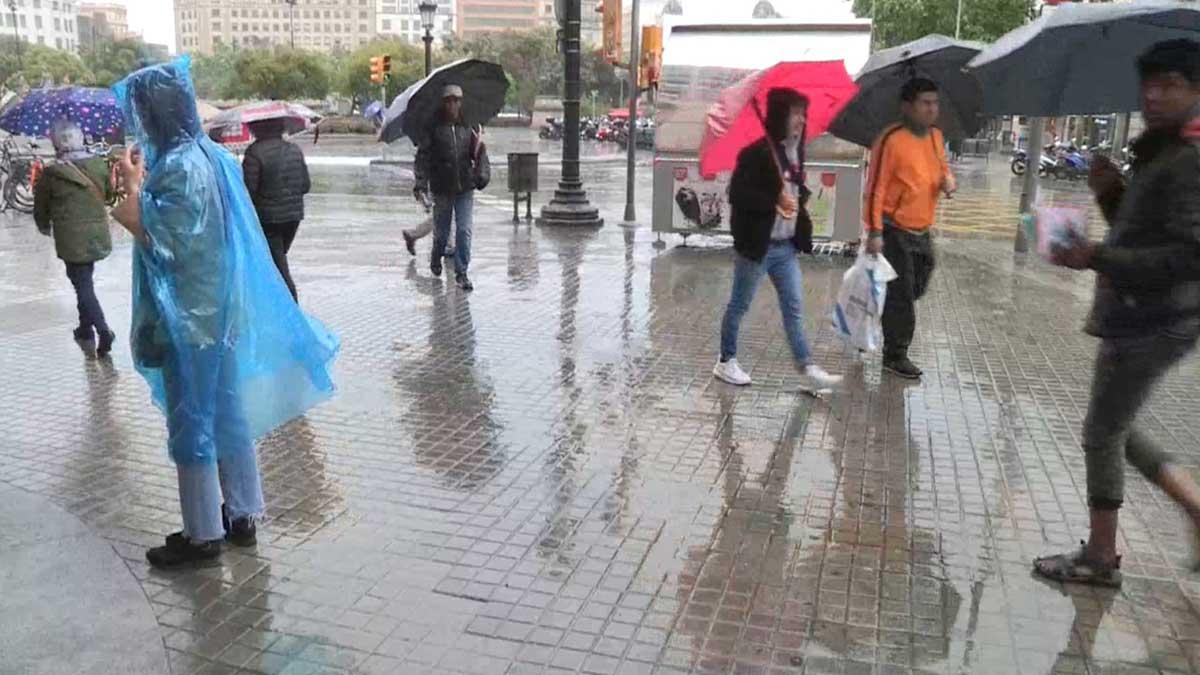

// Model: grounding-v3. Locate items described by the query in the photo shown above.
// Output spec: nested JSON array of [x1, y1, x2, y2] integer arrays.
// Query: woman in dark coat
[[712, 87, 842, 389], [242, 118, 311, 301]]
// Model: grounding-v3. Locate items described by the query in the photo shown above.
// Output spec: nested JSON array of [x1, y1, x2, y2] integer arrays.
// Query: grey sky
[[117, 0, 176, 51]]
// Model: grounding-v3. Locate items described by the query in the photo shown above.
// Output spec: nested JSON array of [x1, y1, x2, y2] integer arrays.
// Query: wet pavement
[[2, 143, 1200, 675]]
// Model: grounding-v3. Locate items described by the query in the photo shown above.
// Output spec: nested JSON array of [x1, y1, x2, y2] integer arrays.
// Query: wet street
[[3, 136, 1200, 675]]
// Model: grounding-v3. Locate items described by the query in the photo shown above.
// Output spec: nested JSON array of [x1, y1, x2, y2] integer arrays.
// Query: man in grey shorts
[[1036, 39, 1200, 587]]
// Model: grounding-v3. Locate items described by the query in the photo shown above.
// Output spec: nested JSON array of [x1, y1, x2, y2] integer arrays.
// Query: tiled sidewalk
[[2, 164, 1200, 675]]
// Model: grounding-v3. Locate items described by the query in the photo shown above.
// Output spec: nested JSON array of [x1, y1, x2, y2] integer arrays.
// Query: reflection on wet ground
[[2, 154, 1200, 674]]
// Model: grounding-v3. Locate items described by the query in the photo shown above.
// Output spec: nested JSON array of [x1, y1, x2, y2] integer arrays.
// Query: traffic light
[[599, 0, 622, 65], [639, 26, 663, 89], [382, 54, 392, 76], [370, 55, 385, 85]]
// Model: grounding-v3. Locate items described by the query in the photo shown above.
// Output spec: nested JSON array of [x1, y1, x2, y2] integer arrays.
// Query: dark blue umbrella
[[0, 86, 124, 141]]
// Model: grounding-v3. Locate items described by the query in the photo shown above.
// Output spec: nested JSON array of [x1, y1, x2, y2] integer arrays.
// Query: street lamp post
[[538, 0, 602, 228], [287, 0, 297, 49], [8, 0, 20, 72], [419, 1, 437, 77], [622, 0, 640, 224]]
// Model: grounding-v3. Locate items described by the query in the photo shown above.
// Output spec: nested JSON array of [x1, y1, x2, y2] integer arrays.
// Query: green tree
[[236, 48, 331, 100], [851, 0, 1035, 50], [83, 38, 167, 87], [581, 48, 622, 112], [336, 40, 430, 110], [192, 44, 244, 99], [0, 38, 92, 89], [449, 28, 561, 114]]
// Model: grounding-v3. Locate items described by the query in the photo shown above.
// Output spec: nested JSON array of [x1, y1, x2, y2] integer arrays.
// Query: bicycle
[[0, 137, 44, 214]]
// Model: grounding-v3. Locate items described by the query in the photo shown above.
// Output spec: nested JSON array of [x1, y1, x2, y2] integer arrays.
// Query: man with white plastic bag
[[831, 253, 898, 353]]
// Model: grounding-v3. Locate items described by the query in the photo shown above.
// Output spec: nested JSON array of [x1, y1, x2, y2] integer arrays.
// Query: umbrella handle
[[751, 99, 796, 188]]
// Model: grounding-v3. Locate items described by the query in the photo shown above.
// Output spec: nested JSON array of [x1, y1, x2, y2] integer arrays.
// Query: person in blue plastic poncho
[[110, 58, 339, 569]]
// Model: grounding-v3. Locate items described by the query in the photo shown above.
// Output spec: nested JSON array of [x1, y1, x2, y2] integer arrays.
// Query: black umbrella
[[829, 34, 984, 148], [379, 59, 509, 145], [967, 0, 1200, 116]]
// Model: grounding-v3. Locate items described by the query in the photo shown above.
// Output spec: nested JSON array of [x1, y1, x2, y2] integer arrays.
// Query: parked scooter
[[539, 117, 564, 140], [1050, 145, 1090, 181], [1011, 146, 1055, 177]]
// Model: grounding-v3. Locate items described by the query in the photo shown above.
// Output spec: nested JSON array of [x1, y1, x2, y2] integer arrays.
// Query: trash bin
[[507, 152, 538, 193], [507, 152, 538, 223]]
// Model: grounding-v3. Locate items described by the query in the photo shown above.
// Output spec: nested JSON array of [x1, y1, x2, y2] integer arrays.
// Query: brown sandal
[[1033, 542, 1123, 588]]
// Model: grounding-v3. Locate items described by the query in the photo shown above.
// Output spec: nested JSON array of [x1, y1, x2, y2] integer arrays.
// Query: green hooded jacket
[[33, 156, 113, 264]]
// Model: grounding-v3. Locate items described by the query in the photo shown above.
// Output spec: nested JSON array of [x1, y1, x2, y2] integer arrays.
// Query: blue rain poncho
[[114, 57, 339, 466]]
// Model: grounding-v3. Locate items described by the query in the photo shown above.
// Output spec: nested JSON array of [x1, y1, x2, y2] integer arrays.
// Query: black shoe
[[403, 231, 416, 256], [221, 504, 258, 547], [97, 330, 115, 357], [456, 273, 474, 292], [147, 533, 221, 569], [227, 518, 257, 547], [73, 326, 93, 342], [883, 356, 922, 380], [431, 258, 442, 277]]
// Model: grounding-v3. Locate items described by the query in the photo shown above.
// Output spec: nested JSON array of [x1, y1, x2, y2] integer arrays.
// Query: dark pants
[[64, 262, 109, 336], [881, 225, 935, 360], [1082, 334, 1195, 510], [263, 221, 299, 301]]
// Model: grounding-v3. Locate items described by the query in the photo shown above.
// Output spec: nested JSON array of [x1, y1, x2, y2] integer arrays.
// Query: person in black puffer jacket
[[414, 84, 489, 291], [243, 118, 311, 301]]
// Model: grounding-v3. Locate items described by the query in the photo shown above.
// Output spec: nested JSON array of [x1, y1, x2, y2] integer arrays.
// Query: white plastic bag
[[831, 252, 898, 352]]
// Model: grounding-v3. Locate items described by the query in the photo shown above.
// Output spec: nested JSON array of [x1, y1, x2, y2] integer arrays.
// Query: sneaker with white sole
[[713, 359, 752, 386], [803, 364, 843, 388]]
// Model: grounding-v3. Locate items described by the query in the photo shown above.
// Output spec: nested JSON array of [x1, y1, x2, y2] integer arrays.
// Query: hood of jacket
[[112, 56, 203, 170]]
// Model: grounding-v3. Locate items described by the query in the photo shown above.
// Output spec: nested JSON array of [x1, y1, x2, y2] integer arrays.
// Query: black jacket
[[415, 121, 485, 197], [1085, 113, 1200, 338], [728, 137, 813, 261], [243, 137, 311, 225]]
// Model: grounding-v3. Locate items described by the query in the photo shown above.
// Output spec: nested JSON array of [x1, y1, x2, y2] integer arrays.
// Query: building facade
[[78, 2, 131, 52], [376, 0, 455, 47], [3, 0, 80, 53], [174, 0, 378, 55], [457, 0, 552, 37]]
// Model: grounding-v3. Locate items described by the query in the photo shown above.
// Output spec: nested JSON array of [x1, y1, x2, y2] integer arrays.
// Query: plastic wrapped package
[[1021, 206, 1088, 261], [114, 57, 339, 466]]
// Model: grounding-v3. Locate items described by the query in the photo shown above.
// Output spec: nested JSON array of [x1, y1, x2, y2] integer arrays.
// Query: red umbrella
[[699, 61, 858, 177], [207, 101, 320, 136]]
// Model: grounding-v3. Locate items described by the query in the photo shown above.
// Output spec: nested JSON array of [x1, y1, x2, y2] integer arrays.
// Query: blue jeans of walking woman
[[433, 191, 474, 275], [165, 347, 265, 542], [720, 241, 813, 365]]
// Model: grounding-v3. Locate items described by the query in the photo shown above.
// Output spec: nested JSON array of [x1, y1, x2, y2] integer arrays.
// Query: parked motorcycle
[[1050, 146, 1090, 181], [580, 118, 599, 140], [1011, 146, 1055, 177], [539, 117, 564, 140]]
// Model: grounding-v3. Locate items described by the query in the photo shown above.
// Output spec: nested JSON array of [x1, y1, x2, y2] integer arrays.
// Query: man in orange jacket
[[864, 78, 957, 379]]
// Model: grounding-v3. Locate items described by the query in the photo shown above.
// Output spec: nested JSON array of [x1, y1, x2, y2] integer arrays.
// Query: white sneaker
[[803, 364, 843, 388], [713, 359, 752, 386]]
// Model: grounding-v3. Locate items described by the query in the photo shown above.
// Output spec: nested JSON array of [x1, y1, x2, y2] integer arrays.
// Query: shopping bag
[[831, 252, 898, 352]]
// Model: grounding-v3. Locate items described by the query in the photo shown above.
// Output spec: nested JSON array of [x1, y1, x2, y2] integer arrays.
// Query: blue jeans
[[164, 348, 265, 542], [433, 191, 474, 275], [720, 241, 813, 366]]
